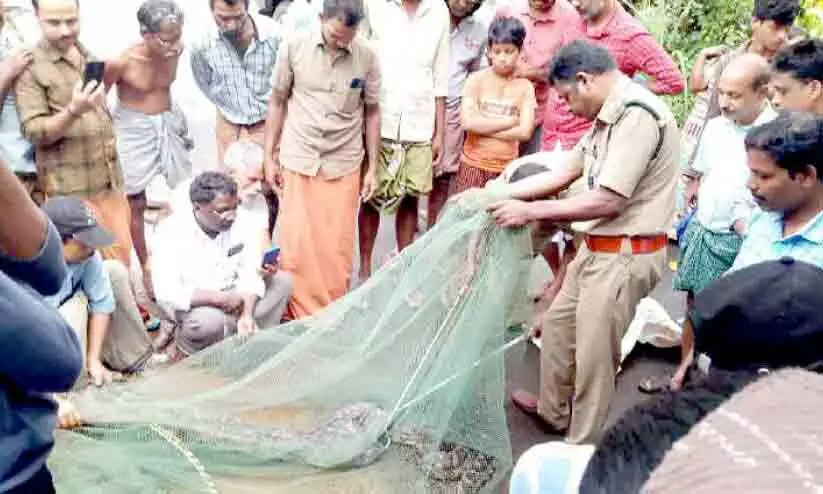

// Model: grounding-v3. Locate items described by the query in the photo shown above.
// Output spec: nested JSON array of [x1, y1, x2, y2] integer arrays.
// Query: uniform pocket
[[340, 88, 362, 114]]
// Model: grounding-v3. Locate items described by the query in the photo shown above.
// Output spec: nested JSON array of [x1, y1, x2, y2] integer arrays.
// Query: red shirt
[[496, 0, 579, 125], [540, 4, 685, 150]]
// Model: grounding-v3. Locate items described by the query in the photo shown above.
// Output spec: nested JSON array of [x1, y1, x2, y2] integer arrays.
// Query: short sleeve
[[270, 38, 294, 94], [80, 253, 115, 314], [596, 108, 660, 198], [364, 48, 381, 106]]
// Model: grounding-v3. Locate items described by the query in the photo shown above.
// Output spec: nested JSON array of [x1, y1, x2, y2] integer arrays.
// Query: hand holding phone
[[83, 61, 105, 86], [262, 246, 280, 267]]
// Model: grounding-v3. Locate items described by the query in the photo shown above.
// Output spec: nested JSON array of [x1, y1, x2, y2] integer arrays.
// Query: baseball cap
[[691, 257, 823, 372], [42, 197, 114, 249]]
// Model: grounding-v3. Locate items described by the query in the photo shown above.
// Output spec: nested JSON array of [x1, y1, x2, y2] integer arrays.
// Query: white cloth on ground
[[113, 102, 193, 196]]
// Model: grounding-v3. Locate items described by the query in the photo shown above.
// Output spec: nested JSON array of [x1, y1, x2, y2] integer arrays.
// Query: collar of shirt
[[453, 14, 479, 34], [37, 38, 89, 67], [311, 23, 353, 53], [717, 103, 777, 135], [205, 13, 280, 48], [594, 74, 633, 124], [386, 0, 433, 18], [517, 2, 561, 23], [775, 209, 823, 245], [584, 3, 625, 38]]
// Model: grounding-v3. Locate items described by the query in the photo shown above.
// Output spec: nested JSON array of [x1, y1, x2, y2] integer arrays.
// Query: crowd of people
[[2, 0, 823, 491]]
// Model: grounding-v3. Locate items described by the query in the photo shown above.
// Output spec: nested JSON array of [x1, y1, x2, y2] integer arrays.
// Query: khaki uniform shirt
[[15, 40, 121, 198], [570, 75, 678, 236], [271, 27, 381, 179]]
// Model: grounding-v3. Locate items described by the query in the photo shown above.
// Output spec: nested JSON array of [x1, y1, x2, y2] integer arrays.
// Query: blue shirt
[[44, 252, 115, 313], [729, 209, 823, 273], [0, 222, 83, 491]]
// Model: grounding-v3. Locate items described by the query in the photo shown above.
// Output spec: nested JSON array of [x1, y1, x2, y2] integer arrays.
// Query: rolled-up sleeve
[[189, 44, 216, 104], [80, 253, 115, 314], [626, 32, 685, 96], [595, 109, 659, 198], [14, 66, 51, 146], [151, 221, 194, 312]]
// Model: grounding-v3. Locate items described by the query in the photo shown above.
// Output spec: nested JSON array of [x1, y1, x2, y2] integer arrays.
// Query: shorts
[[369, 139, 433, 214]]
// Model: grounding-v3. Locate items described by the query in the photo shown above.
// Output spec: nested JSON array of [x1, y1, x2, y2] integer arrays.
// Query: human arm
[[0, 49, 32, 116], [79, 255, 116, 386], [15, 66, 105, 147], [189, 44, 217, 103], [489, 108, 658, 226], [460, 74, 517, 135], [490, 82, 537, 142], [102, 54, 127, 92], [361, 49, 382, 201], [263, 41, 293, 189], [688, 46, 726, 93], [503, 145, 586, 201], [627, 32, 685, 95]]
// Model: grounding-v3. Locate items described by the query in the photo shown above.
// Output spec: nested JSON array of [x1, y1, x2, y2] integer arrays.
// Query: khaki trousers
[[538, 243, 665, 444], [58, 260, 153, 377]]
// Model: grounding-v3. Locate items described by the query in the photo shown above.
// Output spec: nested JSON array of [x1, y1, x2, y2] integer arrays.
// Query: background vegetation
[[621, 0, 823, 123]]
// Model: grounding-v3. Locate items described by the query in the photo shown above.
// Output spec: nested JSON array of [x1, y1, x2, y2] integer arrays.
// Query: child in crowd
[[456, 16, 536, 192]]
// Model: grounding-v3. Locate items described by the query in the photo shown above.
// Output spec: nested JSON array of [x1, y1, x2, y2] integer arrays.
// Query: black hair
[[487, 16, 526, 50], [209, 0, 250, 9], [752, 0, 800, 26], [322, 0, 364, 28], [578, 370, 763, 494], [548, 40, 617, 86], [189, 171, 239, 205], [508, 162, 549, 183], [744, 111, 823, 182], [772, 38, 823, 83], [32, 0, 80, 10]]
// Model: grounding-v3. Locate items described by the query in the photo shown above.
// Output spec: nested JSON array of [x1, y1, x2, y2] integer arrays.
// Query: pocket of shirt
[[340, 87, 362, 114]]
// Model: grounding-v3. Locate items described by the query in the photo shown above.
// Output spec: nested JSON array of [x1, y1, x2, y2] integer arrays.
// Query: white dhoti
[[113, 102, 193, 196]]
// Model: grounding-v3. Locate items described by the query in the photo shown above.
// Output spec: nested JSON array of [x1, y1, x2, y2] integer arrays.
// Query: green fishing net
[[49, 198, 534, 493]]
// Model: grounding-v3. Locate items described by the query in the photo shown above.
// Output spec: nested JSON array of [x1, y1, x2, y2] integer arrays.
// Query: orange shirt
[[461, 69, 535, 173]]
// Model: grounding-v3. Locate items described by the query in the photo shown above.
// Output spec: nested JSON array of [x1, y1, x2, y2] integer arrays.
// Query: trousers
[[538, 243, 664, 443]]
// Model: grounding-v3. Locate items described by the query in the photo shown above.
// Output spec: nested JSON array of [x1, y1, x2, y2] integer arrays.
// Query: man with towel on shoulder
[[105, 0, 193, 299]]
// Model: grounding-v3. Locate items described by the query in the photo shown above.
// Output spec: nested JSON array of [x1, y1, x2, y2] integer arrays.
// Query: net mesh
[[49, 199, 534, 493]]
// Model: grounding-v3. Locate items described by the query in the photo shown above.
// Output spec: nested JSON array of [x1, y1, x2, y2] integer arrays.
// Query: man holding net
[[485, 40, 678, 444]]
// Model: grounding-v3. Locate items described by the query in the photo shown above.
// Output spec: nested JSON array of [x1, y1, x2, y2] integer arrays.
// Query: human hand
[[87, 359, 114, 387], [237, 315, 258, 336], [56, 397, 82, 429], [264, 154, 283, 192], [215, 291, 245, 314], [68, 80, 105, 115], [486, 199, 534, 227], [431, 133, 443, 165], [701, 45, 727, 60], [258, 261, 279, 278], [361, 168, 377, 202], [0, 49, 32, 85], [684, 177, 700, 208]]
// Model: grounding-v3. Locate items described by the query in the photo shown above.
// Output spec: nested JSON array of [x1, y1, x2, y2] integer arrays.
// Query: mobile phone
[[83, 61, 105, 86], [262, 246, 280, 267]]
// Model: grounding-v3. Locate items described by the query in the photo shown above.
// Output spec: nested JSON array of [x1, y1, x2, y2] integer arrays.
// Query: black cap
[[692, 259, 823, 371], [42, 197, 114, 249]]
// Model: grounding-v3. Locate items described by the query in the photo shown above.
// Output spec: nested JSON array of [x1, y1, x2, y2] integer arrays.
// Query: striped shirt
[[190, 14, 281, 125]]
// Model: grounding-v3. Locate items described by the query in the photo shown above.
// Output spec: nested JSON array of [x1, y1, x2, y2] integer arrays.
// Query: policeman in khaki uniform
[[487, 41, 679, 444]]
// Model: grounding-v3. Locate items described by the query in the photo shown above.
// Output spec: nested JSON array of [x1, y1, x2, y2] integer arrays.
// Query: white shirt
[[360, 0, 450, 142], [692, 105, 777, 233], [151, 202, 266, 314], [448, 16, 488, 105]]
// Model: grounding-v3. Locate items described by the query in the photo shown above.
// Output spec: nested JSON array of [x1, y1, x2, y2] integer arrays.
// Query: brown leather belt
[[584, 234, 668, 254]]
